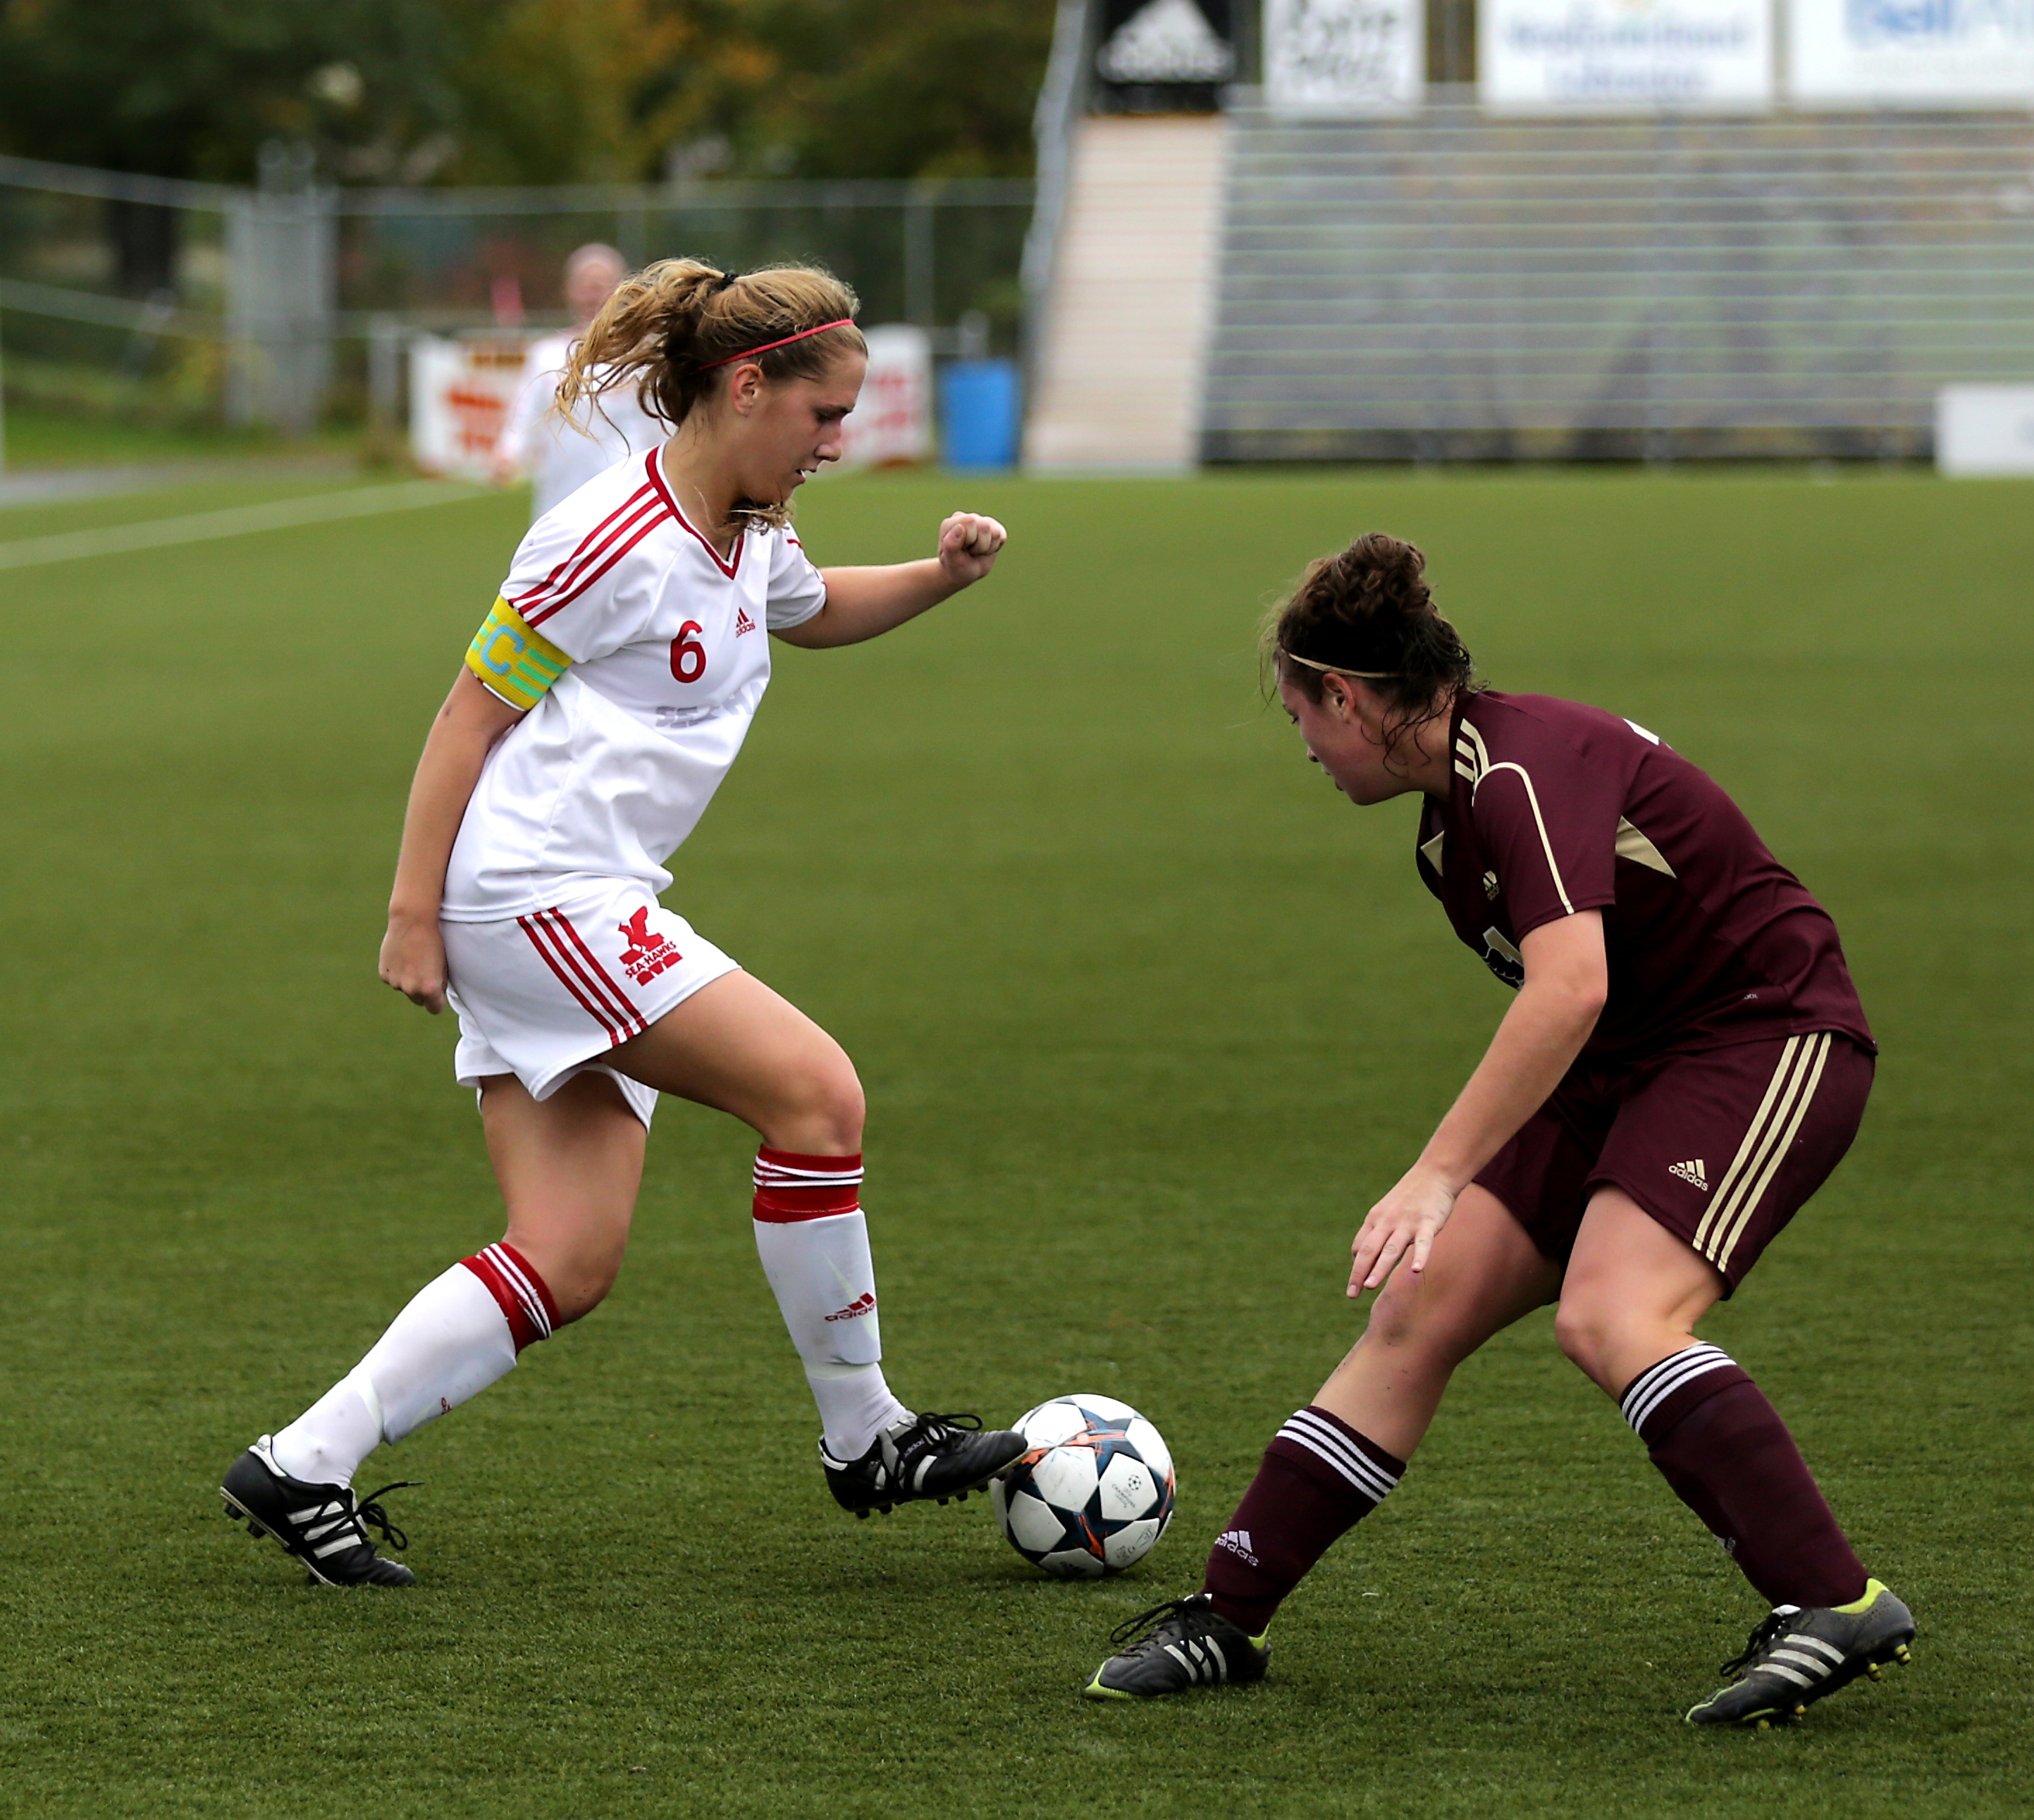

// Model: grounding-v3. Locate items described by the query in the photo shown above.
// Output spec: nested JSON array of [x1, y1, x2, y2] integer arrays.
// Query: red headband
[[696, 318, 856, 371]]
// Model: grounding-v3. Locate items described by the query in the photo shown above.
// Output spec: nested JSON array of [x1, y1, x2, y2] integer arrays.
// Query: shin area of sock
[[1201, 1406, 1405, 1635], [751, 1152, 882, 1361], [751, 1151, 902, 1449], [267, 1246, 552, 1485], [337, 1245, 556, 1455], [1622, 1344, 1868, 1609]]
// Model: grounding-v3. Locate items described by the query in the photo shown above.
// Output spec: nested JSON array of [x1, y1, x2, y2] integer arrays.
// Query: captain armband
[[464, 596, 569, 710]]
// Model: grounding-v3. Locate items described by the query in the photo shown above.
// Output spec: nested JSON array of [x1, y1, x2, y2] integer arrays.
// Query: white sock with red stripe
[[270, 1242, 559, 1488], [751, 1147, 910, 1459]]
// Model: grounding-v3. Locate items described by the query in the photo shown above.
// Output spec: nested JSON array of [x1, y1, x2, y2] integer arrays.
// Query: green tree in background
[[0, 0, 1055, 186], [656, 0, 1056, 181]]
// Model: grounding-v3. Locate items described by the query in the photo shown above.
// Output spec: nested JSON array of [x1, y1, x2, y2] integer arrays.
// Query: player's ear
[[726, 362, 765, 414]]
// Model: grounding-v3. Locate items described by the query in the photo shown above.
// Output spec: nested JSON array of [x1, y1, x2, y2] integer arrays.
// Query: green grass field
[[1, 466, 2029, 1819]]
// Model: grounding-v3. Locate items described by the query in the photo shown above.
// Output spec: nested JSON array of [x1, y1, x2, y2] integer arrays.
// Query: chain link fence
[[0, 151, 1035, 441]]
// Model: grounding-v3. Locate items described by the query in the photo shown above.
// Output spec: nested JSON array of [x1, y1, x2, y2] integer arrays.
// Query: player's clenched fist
[[379, 914, 449, 1015], [937, 512, 1007, 585]]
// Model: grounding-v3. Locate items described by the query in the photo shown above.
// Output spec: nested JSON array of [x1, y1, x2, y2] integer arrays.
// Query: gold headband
[[1279, 651, 1398, 680]]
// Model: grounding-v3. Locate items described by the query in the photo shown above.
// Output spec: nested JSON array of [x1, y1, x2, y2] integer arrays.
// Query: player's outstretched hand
[[937, 512, 1006, 586], [379, 915, 448, 1014], [1348, 1168, 1460, 1295]]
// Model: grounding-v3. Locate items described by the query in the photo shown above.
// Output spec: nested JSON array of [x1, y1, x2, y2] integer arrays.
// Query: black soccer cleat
[[220, 1436, 418, 1587], [1083, 1593, 1271, 1700], [820, 1411, 1026, 1518], [1686, 1578, 1914, 1728]]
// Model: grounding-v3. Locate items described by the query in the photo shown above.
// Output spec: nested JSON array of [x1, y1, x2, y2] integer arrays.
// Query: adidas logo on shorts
[[1214, 1528, 1259, 1566], [1668, 1158, 1710, 1191]]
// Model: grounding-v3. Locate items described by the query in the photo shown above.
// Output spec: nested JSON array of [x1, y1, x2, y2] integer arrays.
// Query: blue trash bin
[[939, 359, 1021, 471]]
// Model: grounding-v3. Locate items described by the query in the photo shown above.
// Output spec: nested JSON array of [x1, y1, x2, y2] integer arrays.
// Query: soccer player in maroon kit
[[1085, 534, 1914, 1727]]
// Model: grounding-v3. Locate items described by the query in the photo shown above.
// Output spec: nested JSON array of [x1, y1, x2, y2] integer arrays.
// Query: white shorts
[[443, 884, 739, 1129]]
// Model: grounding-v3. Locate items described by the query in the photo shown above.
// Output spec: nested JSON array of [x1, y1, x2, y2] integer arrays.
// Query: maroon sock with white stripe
[[271, 1242, 559, 1488], [750, 1148, 910, 1459], [1621, 1343, 1867, 1609], [1201, 1406, 1405, 1635]]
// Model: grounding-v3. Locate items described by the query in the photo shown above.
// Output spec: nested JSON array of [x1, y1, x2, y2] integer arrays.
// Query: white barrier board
[[410, 335, 529, 479], [837, 325, 932, 469], [1937, 385, 2034, 476], [1791, 0, 2034, 106], [1266, 0, 1425, 115], [1480, 0, 1775, 110]]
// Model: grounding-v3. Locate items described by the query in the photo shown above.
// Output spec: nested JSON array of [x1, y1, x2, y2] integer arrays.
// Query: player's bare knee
[[1362, 1273, 1476, 1366], [1362, 1277, 1425, 1351], [546, 1254, 622, 1325], [1553, 1298, 1617, 1381], [505, 1232, 624, 1325], [768, 1057, 865, 1155]]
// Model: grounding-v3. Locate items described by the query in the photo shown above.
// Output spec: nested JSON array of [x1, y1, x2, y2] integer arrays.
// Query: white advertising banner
[[409, 334, 527, 479], [836, 326, 932, 469], [1789, 0, 2034, 107], [1265, 0, 1425, 115], [1481, 0, 1775, 109], [1937, 385, 2034, 474]]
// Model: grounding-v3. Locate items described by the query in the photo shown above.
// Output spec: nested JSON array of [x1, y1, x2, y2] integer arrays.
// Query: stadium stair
[[1023, 114, 1229, 472]]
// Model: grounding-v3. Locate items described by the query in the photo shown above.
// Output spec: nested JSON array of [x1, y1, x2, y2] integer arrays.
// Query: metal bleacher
[[1202, 99, 2034, 463]]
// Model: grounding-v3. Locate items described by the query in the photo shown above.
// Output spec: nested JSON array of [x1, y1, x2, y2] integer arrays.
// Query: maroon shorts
[[1474, 1031, 1873, 1293]]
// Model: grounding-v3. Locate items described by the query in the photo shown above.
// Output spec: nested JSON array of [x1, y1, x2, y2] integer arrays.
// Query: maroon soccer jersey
[[1415, 691, 1873, 1060]]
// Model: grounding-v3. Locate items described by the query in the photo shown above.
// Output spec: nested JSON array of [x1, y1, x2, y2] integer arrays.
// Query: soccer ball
[[991, 1394, 1176, 1578]]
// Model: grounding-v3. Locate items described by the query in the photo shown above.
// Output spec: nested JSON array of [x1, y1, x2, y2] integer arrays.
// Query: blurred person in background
[[491, 243, 665, 519]]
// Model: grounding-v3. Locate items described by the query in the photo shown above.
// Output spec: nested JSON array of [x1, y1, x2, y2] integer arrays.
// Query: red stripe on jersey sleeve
[[513, 482, 655, 611], [515, 494, 672, 628]]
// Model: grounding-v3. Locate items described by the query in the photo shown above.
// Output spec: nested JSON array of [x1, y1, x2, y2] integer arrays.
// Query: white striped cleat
[[219, 1436, 417, 1587], [1686, 1580, 1914, 1727], [1083, 1594, 1269, 1700]]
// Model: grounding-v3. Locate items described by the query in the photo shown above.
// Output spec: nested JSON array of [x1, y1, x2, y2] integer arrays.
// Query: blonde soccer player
[[221, 261, 1023, 1585]]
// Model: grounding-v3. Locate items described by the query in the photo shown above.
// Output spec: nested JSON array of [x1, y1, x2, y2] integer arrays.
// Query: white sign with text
[[409, 335, 527, 480], [836, 326, 932, 469], [1481, 0, 1775, 109], [1790, 0, 2034, 106], [1266, 0, 1425, 115]]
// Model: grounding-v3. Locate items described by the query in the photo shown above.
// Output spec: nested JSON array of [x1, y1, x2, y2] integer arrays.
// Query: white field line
[[0, 478, 486, 571]]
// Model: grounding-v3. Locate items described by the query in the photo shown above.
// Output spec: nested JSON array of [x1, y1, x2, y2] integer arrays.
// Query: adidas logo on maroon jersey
[[825, 1292, 877, 1323], [734, 607, 756, 636], [1668, 1158, 1709, 1190]]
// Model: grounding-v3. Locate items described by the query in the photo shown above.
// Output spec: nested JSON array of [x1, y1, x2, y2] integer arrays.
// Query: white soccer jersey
[[496, 333, 667, 521], [443, 445, 827, 922]]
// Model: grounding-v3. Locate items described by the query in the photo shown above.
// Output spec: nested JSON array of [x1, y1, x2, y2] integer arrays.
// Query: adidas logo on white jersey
[[1668, 1158, 1709, 1191], [734, 607, 756, 636], [1214, 1528, 1259, 1566]]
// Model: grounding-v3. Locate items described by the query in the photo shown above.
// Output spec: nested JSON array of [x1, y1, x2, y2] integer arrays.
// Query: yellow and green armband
[[465, 596, 569, 710]]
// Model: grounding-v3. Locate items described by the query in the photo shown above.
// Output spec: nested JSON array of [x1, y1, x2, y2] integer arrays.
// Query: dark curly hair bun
[[1264, 532, 1478, 747]]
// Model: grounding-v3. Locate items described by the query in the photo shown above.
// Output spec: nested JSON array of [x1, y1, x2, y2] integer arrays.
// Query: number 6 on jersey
[[670, 619, 707, 684]]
